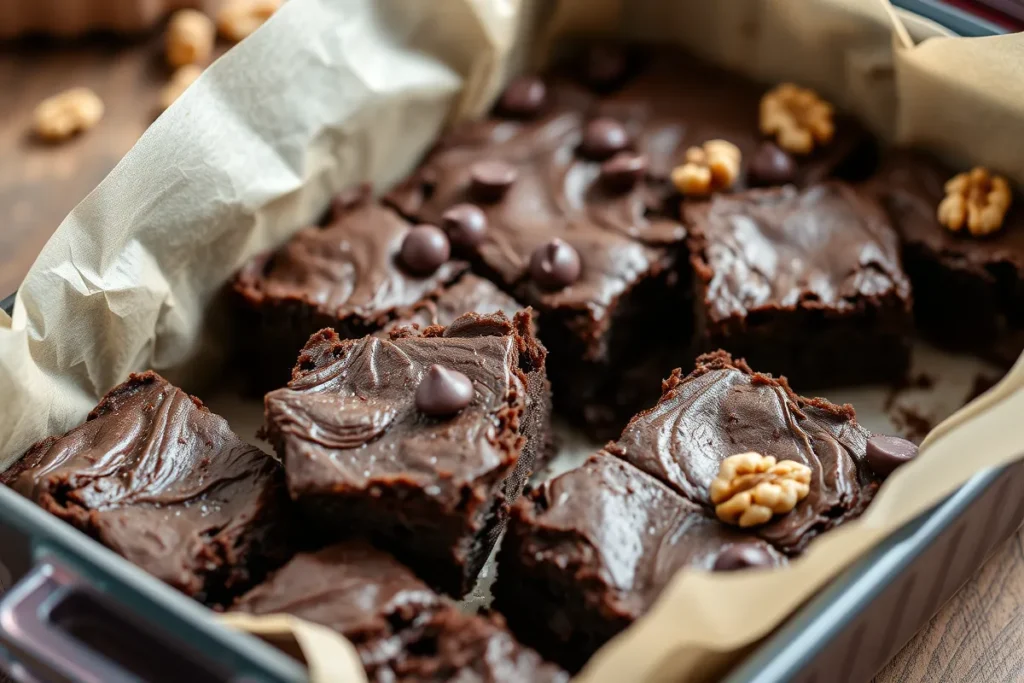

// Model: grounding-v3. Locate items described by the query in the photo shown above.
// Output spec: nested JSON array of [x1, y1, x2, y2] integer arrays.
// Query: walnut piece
[[166, 9, 215, 67], [218, 0, 281, 43], [670, 139, 741, 196], [937, 167, 1013, 236], [160, 65, 204, 111], [710, 452, 811, 527], [759, 83, 834, 155], [33, 87, 104, 142]]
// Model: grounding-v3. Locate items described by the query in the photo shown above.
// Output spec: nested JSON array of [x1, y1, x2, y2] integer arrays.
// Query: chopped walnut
[[710, 452, 811, 528], [160, 65, 204, 111], [33, 87, 104, 142], [218, 0, 281, 43], [670, 139, 741, 196], [937, 167, 1013, 236], [166, 9, 215, 67], [760, 83, 834, 155]]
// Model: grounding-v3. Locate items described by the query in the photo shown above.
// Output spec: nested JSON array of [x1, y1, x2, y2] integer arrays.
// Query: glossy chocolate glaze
[[2, 372, 289, 603], [233, 542, 567, 682], [609, 351, 879, 553], [380, 273, 522, 335]]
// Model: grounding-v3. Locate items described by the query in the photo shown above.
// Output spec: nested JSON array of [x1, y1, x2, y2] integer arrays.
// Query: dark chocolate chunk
[[865, 434, 919, 477], [529, 239, 582, 290], [441, 203, 488, 247], [713, 544, 776, 571], [400, 224, 451, 275], [415, 365, 475, 416], [748, 142, 797, 186], [580, 117, 629, 160], [599, 152, 647, 193], [497, 76, 547, 118], [470, 160, 518, 202]]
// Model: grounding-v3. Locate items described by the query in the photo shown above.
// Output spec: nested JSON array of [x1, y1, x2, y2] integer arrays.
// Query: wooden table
[[0, 34, 1021, 683]]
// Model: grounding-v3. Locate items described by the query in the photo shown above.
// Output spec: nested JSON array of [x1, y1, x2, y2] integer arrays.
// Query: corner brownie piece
[[233, 542, 566, 682], [232, 185, 469, 390], [262, 311, 550, 596], [386, 80, 687, 437], [869, 150, 1024, 367], [494, 453, 784, 672], [2, 372, 290, 605], [685, 182, 913, 388]]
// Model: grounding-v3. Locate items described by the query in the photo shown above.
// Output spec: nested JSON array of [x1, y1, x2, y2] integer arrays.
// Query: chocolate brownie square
[[386, 80, 688, 438], [262, 311, 550, 596], [2, 372, 290, 605], [379, 273, 523, 336], [494, 453, 784, 672], [869, 150, 1024, 367], [685, 182, 913, 388], [232, 185, 470, 390], [232, 542, 567, 682]]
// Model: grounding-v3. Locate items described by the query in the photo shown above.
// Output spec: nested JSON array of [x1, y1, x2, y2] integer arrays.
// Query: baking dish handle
[[0, 560, 157, 683]]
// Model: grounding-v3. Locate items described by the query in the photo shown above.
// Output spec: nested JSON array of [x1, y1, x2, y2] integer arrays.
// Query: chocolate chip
[[599, 152, 647, 193], [400, 225, 450, 275], [529, 238, 581, 290], [748, 142, 797, 186], [713, 544, 775, 571], [584, 45, 628, 89], [497, 76, 547, 118], [470, 160, 518, 202], [415, 365, 474, 416], [580, 118, 629, 160], [441, 204, 488, 247], [865, 434, 918, 477]]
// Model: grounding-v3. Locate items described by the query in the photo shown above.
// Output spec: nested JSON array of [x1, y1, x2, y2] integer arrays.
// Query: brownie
[[868, 150, 1024, 367], [685, 182, 913, 388], [262, 311, 550, 596], [493, 453, 784, 672], [379, 272, 523, 336], [1, 372, 290, 605], [386, 81, 688, 438], [232, 185, 469, 390], [232, 542, 567, 682]]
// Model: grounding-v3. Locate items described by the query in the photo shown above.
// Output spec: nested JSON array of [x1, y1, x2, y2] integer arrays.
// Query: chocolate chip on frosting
[[415, 365, 474, 416], [865, 434, 918, 477], [530, 238, 582, 290], [400, 225, 450, 275], [497, 76, 547, 118], [470, 160, 518, 202], [580, 118, 629, 160], [748, 142, 797, 186], [713, 544, 775, 571], [599, 152, 647, 193], [442, 204, 488, 247]]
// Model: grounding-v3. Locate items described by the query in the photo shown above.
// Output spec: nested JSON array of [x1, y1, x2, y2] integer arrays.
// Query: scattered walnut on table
[[166, 9, 215, 67], [160, 65, 204, 111], [218, 0, 282, 43], [710, 452, 812, 527], [33, 87, 104, 142], [937, 167, 1013, 236], [759, 83, 834, 155], [670, 139, 741, 196]]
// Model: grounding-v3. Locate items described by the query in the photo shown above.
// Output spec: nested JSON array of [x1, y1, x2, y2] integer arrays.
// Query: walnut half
[[670, 139, 741, 196], [710, 452, 811, 527], [937, 167, 1013, 237], [760, 83, 834, 155]]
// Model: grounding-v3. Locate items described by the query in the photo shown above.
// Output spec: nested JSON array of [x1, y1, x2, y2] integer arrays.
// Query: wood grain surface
[[0, 31, 1021, 683]]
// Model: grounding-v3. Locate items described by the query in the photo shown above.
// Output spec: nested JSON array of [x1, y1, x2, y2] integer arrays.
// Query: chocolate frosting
[[234, 542, 567, 682], [508, 453, 784, 621], [2, 372, 288, 602], [381, 273, 522, 336], [685, 183, 911, 324], [234, 186, 466, 325], [607, 351, 878, 553], [265, 313, 532, 504]]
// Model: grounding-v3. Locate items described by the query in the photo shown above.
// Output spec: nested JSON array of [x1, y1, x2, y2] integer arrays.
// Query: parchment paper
[[1, 1, 1023, 681]]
